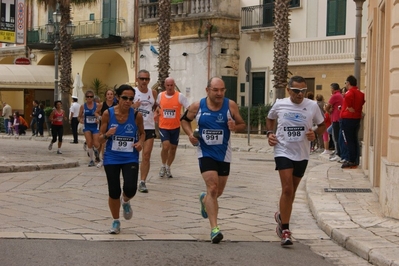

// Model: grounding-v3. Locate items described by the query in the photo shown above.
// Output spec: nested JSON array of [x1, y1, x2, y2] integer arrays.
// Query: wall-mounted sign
[[14, 57, 30, 65], [0, 0, 24, 44]]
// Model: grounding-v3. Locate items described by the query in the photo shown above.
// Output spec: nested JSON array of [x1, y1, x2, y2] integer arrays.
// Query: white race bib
[[111, 136, 135, 152], [138, 108, 149, 117], [283, 126, 305, 142], [163, 109, 176, 119], [86, 116, 96, 123], [201, 129, 223, 145]]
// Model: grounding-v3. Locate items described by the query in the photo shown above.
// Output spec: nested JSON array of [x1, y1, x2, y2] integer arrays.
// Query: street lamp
[[46, 9, 75, 102]]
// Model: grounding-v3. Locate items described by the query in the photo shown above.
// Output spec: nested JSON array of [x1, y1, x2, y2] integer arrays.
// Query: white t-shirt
[[134, 87, 155, 130], [156, 92, 190, 108], [69, 102, 81, 118], [267, 98, 324, 161]]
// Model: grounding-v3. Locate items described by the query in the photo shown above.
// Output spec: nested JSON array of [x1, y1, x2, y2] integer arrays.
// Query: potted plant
[[44, 107, 53, 136]]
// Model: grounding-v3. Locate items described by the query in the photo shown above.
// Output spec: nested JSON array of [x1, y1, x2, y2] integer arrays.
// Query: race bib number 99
[[284, 126, 305, 142], [86, 116, 96, 123], [201, 129, 223, 145], [111, 136, 134, 152]]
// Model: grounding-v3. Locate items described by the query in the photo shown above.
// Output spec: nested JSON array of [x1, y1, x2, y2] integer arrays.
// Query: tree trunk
[[273, 0, 291, 99], [157, 0, 171, 92]]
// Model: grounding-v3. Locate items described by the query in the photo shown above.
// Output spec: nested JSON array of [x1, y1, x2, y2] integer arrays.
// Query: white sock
[[88, 148, 94, 160], [166, 165, 170, 169]]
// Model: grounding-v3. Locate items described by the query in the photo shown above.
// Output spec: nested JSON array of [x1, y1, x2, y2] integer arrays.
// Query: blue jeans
[[30, 117, 38, 135], [4, 118, 9, 134], [338, 121, 349, 161], [340, 118, 361, 164]]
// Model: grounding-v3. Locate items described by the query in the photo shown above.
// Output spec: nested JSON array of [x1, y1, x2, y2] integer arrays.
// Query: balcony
[[27, 18, 127, 50], [140, 0, 214, 21], [241, 4, 274, 30], [289, 36, 367, 65]]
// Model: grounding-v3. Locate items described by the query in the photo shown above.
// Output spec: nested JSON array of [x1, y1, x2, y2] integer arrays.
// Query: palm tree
[[272, 0, 291, 99], [30, 0, 97, 132], [157, 0, 171, 92]]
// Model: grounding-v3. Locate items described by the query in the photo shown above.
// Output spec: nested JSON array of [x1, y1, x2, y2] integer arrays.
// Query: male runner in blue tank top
[[181, 77, 246, 243]]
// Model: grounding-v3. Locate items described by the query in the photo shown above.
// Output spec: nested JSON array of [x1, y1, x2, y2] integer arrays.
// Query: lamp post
[[46, 9, 75, 102], [354, 0, 366, 88]]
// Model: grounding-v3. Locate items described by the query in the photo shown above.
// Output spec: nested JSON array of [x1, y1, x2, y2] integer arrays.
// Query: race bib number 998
[[284, 126, 305, 142]]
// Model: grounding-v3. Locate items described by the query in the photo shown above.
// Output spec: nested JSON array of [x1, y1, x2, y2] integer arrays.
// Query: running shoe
[[329, 155, 339, 161], [96, 160, 103, 168], [121, 199, 133, 220], [274, 211, 282, 238], [88, 160, 95, 167], [138, 181, 148, 193], [48, 142, 53, 150], [211, 226, 223, 244], [108, 220, 121, 234], [57, 150, 62, 154], [166, 168, 173, 178], [199, 192, 208, 218], [281, 229, 293, 246], [159, 166, 166, 177]]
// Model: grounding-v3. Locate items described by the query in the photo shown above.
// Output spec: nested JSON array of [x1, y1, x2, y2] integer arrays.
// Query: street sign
[[245, 57, 251, 74], [14, 57, 31, 65]]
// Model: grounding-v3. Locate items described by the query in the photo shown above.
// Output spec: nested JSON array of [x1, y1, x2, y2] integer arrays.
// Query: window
[[327, 0, 346, 36], [90, 13, 95, 21], [263, 0, 301, 27]]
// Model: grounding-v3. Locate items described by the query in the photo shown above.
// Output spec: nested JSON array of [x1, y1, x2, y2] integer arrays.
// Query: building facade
[[239, 0, 367, 107], [364, 0, 399, 218]]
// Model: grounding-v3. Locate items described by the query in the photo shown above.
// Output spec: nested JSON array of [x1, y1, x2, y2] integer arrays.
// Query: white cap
[[72, 96, 78, 100]]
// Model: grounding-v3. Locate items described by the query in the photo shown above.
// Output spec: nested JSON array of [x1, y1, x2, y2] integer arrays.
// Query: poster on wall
[[0, 0, 16, 43]]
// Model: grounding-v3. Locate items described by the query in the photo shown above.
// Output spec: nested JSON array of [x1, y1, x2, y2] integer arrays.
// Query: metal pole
[[353, 0, 365, 88], [54, 38, 59, 102]]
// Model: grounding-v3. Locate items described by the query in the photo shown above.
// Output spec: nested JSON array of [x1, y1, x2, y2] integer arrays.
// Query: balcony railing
[[140, 0, 213, 21], [27, 18, 126, 44], [241, 4, 274, 30], [289, 36, 367, 63]]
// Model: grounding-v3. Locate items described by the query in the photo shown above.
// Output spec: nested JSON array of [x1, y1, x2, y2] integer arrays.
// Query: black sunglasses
[[120, 96, 134, 101], [86, 95, 94, 98], [138, 77, 150, 81], [289, 88, 307, 94]]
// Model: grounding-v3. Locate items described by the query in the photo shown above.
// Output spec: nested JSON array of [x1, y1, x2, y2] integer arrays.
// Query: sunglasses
[[86, 95, 94, 98], [120, 96, 134, 101], [289, 88, 307, 94], [138, 77, 150, 81]]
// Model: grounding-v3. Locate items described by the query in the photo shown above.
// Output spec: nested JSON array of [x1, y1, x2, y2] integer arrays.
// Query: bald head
[[164, 77, 175, 95]]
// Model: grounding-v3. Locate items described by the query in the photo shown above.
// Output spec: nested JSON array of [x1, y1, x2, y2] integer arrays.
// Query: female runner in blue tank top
[[99, 84, 145, 234]]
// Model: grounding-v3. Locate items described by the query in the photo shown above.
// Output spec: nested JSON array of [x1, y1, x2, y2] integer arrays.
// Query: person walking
[[37, 103, 45, 137], [180, 77, 246, 244], [79, 90, 101, 167], [48, 101, 67, 154], [156, 77, 190, 178], [266, 76, 325, 246], [30, 100, 40, 136], [2, 101, 12, 135], [95, 89, 117, 168], [99, 84, 145, 234], [132, 69, 158, 193], [69, 96, 81, 144], [340, 75, 365, 169]]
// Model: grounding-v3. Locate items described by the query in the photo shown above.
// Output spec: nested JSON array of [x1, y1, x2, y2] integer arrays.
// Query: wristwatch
[[103, 134, 109, 140]]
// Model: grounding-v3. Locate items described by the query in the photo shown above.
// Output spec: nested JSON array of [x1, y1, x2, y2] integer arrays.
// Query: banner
[[16, 0, 23, 43], [0, 0, 16, 43]]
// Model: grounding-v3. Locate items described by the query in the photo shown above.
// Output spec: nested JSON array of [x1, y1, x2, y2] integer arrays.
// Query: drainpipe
[[353, 0, 365, 88], [134, 0, 139, 78], [206, 23, 212, 80]]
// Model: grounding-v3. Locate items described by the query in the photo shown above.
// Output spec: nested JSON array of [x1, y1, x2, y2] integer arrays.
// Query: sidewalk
[[0, 133, 399, 265]]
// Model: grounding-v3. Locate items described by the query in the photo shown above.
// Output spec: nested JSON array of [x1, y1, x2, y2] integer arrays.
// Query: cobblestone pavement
[[0, 133, 396, 265]]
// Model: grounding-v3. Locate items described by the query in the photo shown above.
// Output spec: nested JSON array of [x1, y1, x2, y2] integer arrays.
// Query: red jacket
[[340, 86, 365, 119]]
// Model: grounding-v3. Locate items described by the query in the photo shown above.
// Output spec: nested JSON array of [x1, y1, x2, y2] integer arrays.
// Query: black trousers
[[71, 117, 79, 143]]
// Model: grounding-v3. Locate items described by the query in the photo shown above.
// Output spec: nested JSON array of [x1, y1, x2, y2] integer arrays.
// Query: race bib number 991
[[201, 129, 223, 145]]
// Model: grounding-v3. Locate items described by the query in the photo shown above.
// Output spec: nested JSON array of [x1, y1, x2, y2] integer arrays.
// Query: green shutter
[[327, 0, 346, 36], [222, 76, 238, 103]]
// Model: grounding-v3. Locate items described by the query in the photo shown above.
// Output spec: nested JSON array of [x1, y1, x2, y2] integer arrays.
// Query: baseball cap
[[72, 96, 78, 100]]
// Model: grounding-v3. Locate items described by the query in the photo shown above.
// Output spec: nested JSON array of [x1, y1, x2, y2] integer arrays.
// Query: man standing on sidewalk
[[266, 76, 325, 246], [156, 77, 190, 178], [2, 101, 12, 134], [132, 69, 158, 193], [30, 100, 40, 136], [181, 77, 246, 244], [340, 75, 365, 169], [325, 83, 343, 161], [69, 96, 81, 144]]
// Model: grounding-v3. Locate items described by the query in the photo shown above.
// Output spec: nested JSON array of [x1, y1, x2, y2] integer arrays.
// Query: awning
[[0, 64, 54, 89]]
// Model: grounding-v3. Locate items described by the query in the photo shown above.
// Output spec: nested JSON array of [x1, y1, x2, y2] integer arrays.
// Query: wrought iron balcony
[[241, 4, 274, 30], [27, 18, 127, 49]]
